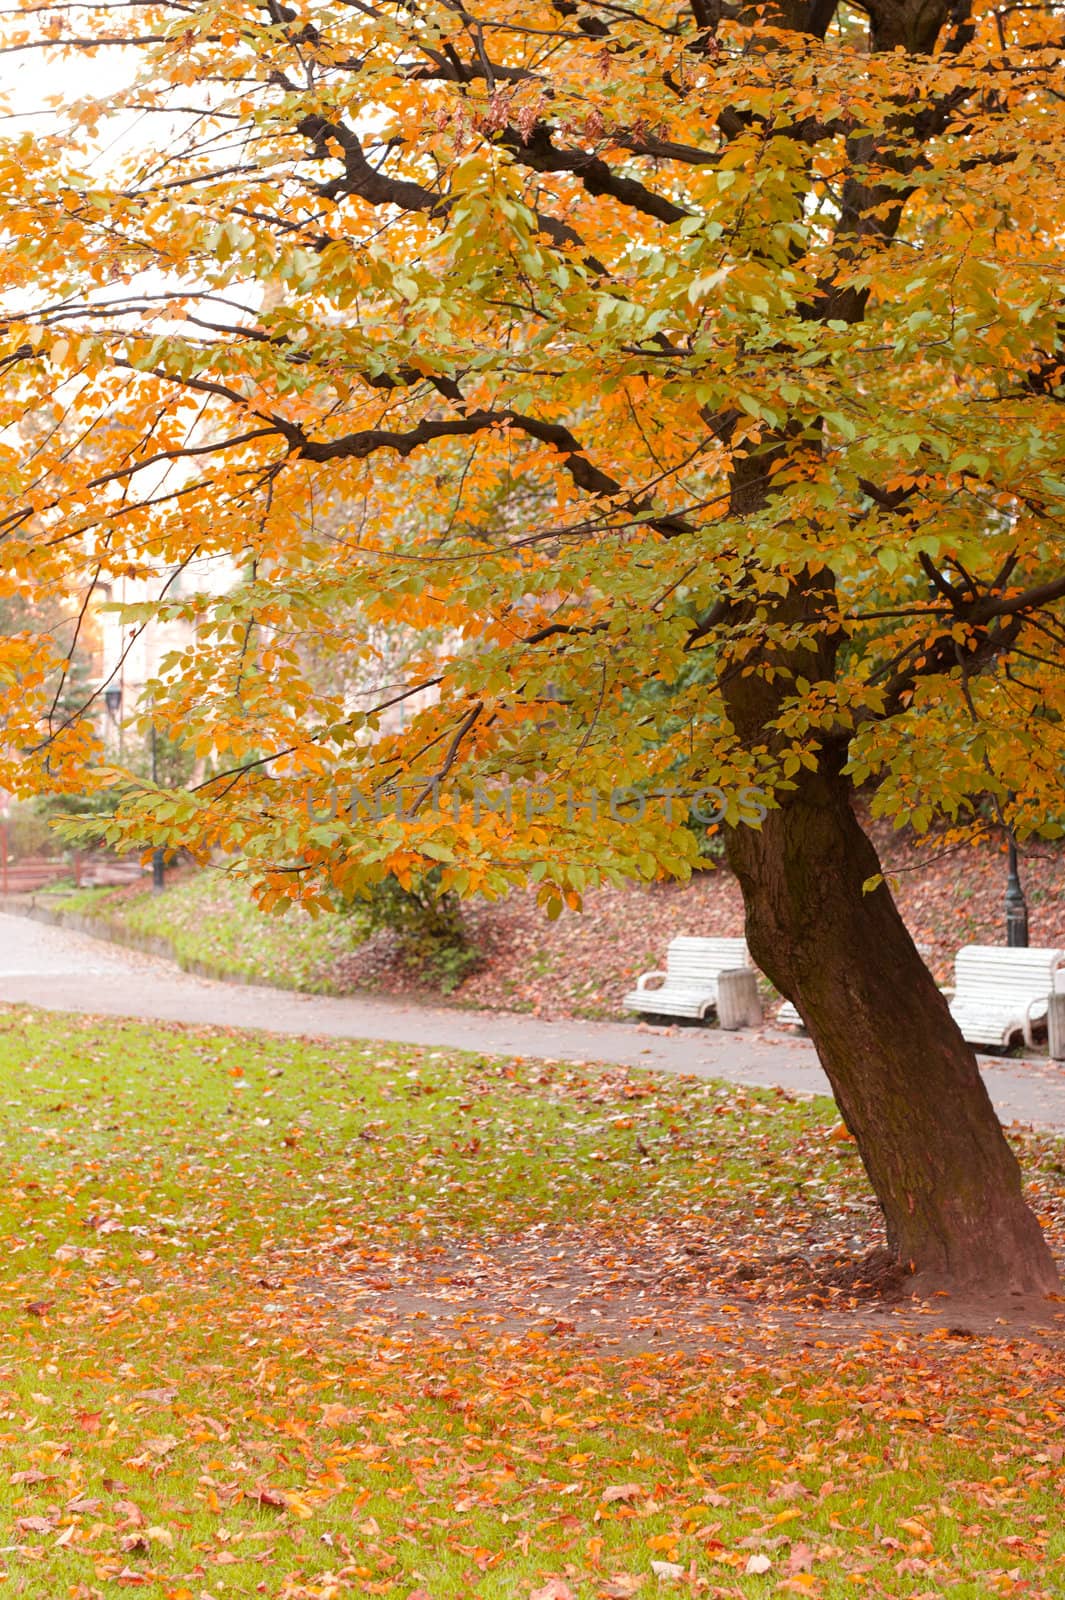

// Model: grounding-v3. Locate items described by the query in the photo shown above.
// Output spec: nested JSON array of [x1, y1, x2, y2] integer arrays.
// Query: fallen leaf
[[650, 1559, 685, 1581], [602, 1483, 643, 1504], [744, 1553, 772, 1574], [321, 1402, 360, 1428], [282, 1491, 314, 1519], [600, 1578, 644, 1598], [771, 1482, 809, 1503], [143, 1434, 178, 1456], [786, 1542, 814, 1574], [250, 1486, 287, 1508]]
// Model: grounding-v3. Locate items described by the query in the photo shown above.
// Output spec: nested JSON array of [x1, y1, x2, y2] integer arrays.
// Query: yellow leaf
[[282, 1492, 315, 1519]]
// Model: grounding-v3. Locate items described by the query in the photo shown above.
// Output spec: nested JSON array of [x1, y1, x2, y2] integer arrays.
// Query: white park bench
[[945, 945, 1065, 1049], [623, 936, 752, 1022]]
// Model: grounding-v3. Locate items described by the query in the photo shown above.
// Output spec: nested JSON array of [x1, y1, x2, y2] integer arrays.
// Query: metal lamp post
[[0, 796, 9, 897], [1005, 834, 1029, 947], [150, 721, 166, 894], [103, 683, 124, 764]]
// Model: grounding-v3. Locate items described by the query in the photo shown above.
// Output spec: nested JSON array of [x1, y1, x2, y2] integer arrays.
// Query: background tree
[[1, 0, 1063, 1295]]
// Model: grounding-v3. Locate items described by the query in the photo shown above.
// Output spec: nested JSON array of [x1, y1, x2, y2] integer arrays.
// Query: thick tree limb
[[276, 405, 693, 535], [494, 124, 689, 224]]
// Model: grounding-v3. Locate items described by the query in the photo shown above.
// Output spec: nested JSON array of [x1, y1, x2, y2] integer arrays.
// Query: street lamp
[[0, 795, 9, 897], [150, 720, 166, 894], [103, 685, 122, 718], [1005, 834, 1029, 947]]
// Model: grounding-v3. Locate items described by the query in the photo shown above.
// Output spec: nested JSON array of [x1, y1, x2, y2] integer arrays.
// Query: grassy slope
[[44, 871, 369, 993], [1, 1007, 1063, 1598]]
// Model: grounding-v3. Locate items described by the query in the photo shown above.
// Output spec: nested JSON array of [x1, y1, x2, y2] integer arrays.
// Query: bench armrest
[[635, 970, 668, 991], [1021, 993, 1051, 1047]]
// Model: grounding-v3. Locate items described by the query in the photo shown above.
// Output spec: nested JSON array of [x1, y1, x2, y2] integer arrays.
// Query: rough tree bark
[[724, 758, 1060, 1297], [717, 564, 1059, 1295]]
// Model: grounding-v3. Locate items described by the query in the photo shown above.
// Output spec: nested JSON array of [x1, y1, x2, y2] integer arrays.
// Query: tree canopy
[[1, 0, 1063, 1292], [2, 0, 1062, 897]]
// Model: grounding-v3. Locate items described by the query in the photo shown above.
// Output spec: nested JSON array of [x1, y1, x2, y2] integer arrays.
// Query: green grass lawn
[[1, 1007, 1063, 1598]]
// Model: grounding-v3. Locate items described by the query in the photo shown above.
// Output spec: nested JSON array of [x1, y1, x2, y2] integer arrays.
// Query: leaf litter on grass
[[0, 1006, 1063, 1599]]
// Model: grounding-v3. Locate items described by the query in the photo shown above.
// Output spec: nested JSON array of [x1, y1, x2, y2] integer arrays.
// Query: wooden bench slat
[[946, 945, 1065, 1047], [623, 936, 751, 1020]]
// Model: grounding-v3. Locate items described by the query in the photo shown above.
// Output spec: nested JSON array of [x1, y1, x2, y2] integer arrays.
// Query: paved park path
[[2, 908, 1065, 1128]]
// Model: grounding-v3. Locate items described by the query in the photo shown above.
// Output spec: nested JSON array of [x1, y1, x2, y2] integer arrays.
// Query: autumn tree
[[1, 0, 1063, 1295]]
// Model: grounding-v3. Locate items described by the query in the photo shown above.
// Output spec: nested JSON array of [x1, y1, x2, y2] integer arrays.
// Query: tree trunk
[[724, 763, 1060, 1298]]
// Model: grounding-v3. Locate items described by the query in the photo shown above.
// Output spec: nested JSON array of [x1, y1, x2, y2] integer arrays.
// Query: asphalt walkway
[[2, 910, 1064, 1128]]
